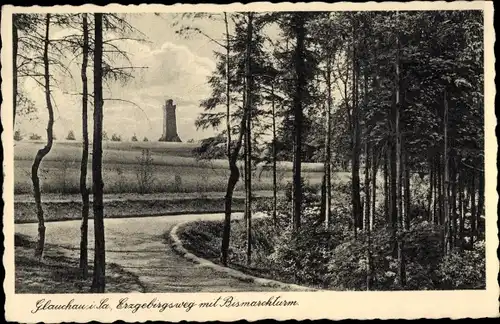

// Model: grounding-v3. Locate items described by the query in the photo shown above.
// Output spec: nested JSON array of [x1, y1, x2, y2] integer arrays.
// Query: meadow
[[14, 141, 332, 195]]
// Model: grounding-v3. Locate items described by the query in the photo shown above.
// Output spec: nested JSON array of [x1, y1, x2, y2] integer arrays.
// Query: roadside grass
[[175, 218, 285, 284], [15, 234, 145, 293], [14, 196, 270, 223]]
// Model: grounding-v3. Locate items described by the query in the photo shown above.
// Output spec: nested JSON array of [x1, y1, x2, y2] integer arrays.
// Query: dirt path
[[15, 213, 284, 292]]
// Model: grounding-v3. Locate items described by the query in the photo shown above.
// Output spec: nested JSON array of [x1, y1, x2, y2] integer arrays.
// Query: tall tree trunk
[[79, 13, 90, 279], [451, 157, 458, 248], [324, 57, 333, 228], [320, 173, 326, 220], [364, 141, 371, 237], [395, 15, 406, 287], [245, 13, 253, 265], [32, 14, 54, 259], [13, 14, 18, 126], [365, 144, 373, 291], [371, 147, 377, 231], [271, 82, 277, 224], [351, 17, 361, 237], [437, 155, 442, 225], [427, 157, 434, 221], [389, 136, 397, 234], [432, 156, 438, 224], [403, 148, 410, 230], [384, 148, 390, 223], [469, 170, 476, 249], [91, 13, 105, 293], [220, 39, 247, 268], [224, 12, 231, 160], [477, 171, 484, 241], [292, 13, 306, 231], [458, 168, 465, 248], [443, 89, 451, 255], [221, 145, 243, 266]]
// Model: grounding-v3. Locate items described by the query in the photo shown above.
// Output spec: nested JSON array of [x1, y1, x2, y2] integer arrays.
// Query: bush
[[131, 134, 138, 142], [66, 130, 76, 140], [135, 149, 155, 194], [29, 133, 42, 140], [328, 221, 444, 291], [143, 137, 149, 142], [268, 206, 345, 288], [435, 240, 485, 289], [103, 131, 109, 141], [174, 174, 183, 191], [111, 133, 122, 142], [14, 130, 23, 141]]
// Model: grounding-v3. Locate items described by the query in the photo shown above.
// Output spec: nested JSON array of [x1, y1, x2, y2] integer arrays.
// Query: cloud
[[17, 37, 217, 142]]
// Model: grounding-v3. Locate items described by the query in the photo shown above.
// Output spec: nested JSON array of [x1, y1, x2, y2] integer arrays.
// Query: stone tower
[[159, 99, 181, 142]]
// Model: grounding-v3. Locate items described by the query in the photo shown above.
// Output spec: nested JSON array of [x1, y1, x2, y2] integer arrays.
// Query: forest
[[13, 10, 485, 292]]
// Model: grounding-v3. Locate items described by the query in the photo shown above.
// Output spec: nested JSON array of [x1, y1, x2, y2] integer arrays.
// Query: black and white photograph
[[3, 1, 497, 322]]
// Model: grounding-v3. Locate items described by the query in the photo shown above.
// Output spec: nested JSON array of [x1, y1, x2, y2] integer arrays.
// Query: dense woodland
[[14, 10, 485, 291]]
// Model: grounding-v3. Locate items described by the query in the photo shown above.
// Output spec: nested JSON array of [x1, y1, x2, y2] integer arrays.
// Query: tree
[[111, 133, 122, 141], [131, 134, 138, 141], [31, 14, 54, 259], [29, 133, 42, 140], [243, 12, 254, 265], [66, 130, 76, 140], [143, 136, 149, 142], [79, 12, 90, 280], [351, 14, 362, 236], [91, 12, 105, 293], [14, 130, 23, 141], [291, 13, 307, 231]]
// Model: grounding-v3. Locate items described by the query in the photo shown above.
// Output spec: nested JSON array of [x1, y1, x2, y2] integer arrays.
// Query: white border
[[2, 2, 497, 322]]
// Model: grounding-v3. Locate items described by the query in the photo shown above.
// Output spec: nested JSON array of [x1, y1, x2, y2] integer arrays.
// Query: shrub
[[174, 174, 183, 191], [66, 130, 76, 140], [111, 133, 122, 142], [14, 130, 23, 141], [103, 131, 109, 141], [435, 240, 485, 289], [135, 149, 155, 194], [269, 217, 343, 288], [131, 134, 138, 142], [328, 221, 444, 291], [143, 137, 149, 142], [29, 133, 42, 140]]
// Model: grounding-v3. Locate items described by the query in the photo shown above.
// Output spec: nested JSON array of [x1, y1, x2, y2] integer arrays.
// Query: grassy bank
[[14, 196, 270, 223], [15, 234, 145, 293]]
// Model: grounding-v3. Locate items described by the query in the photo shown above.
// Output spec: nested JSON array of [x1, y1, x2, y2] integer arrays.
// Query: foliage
[[131, 134, 138, 142], [268, 212, 344, 288], [328, 221, 444, 291], [111, 133, 122, 142], [143, 137, 149, 142], [66, 130, 76, 141], [135, 149, 155, 194], [29, 133, 42, 140], [14, 130, 23, 141], [435, 240, 486, 289]]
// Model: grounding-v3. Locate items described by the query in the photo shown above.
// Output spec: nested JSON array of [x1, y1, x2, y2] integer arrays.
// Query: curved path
[[15, 213, 286, 292]]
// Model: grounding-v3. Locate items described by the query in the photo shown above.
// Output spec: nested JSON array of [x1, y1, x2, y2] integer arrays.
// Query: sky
[[16, 13, 231, 142]]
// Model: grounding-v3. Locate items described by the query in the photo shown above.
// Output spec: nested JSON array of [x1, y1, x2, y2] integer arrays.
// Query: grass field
[[14, 141, 331, 195]]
